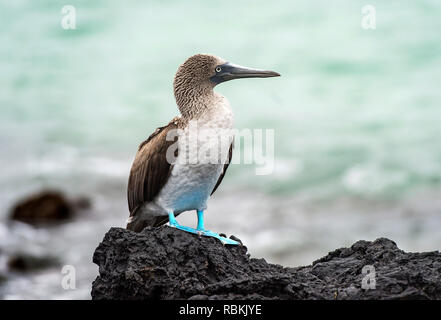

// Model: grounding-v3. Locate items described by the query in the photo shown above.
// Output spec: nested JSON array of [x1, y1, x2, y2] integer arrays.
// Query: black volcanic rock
[[91, 227, 441, 300]]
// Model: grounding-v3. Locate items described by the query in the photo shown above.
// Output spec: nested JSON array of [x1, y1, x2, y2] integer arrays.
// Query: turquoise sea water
[[0, 0, 440, 298]]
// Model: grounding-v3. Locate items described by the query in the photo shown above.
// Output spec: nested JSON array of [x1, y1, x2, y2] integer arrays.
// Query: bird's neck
[[174, 84, 219, 119]]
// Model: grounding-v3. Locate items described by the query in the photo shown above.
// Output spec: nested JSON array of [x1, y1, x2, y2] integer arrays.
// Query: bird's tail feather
[[126, 212, 169, 232]]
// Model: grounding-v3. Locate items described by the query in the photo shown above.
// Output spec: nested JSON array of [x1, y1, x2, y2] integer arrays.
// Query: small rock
[[9, 190, 91, 225], [7, 253, 59, 272]]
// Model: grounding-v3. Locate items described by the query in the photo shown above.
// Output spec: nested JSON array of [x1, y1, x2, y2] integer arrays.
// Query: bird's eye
[[215, 67, 222, 73]]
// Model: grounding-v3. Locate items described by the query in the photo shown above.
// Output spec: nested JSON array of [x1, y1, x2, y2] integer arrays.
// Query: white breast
[[155, 94, 234, 214]]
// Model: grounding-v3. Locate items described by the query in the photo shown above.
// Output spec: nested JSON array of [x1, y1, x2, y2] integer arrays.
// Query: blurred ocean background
[[1, 0, 441, 299]]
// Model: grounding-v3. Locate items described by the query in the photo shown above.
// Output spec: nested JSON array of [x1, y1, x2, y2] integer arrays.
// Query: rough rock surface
[[92, 226, 441, 300]]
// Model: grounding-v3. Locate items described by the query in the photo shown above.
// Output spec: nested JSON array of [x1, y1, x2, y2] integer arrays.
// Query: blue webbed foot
[[168, 211, 240, 246]]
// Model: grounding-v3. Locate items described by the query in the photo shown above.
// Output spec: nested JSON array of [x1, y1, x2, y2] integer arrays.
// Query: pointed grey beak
[[210, 62, 280, 84]]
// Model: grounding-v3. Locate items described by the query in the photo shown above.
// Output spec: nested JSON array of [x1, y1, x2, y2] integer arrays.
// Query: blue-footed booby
[[126, 54, 279, 245]]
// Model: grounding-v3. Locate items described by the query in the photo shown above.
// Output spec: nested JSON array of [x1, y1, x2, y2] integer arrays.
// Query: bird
[[126, 54, 280, 244]]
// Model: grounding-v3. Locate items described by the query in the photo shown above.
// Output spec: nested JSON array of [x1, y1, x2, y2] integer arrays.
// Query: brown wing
[[211, 141, 233, 195], [127, 119, 179, 217]]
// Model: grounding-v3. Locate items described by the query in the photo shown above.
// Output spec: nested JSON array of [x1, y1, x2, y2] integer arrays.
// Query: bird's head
[[174, 54, 280, 88], [173, 54, 280, 116]]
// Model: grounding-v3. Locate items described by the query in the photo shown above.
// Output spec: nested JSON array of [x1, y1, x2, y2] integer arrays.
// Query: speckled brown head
[[173, 54, 280, 117]]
